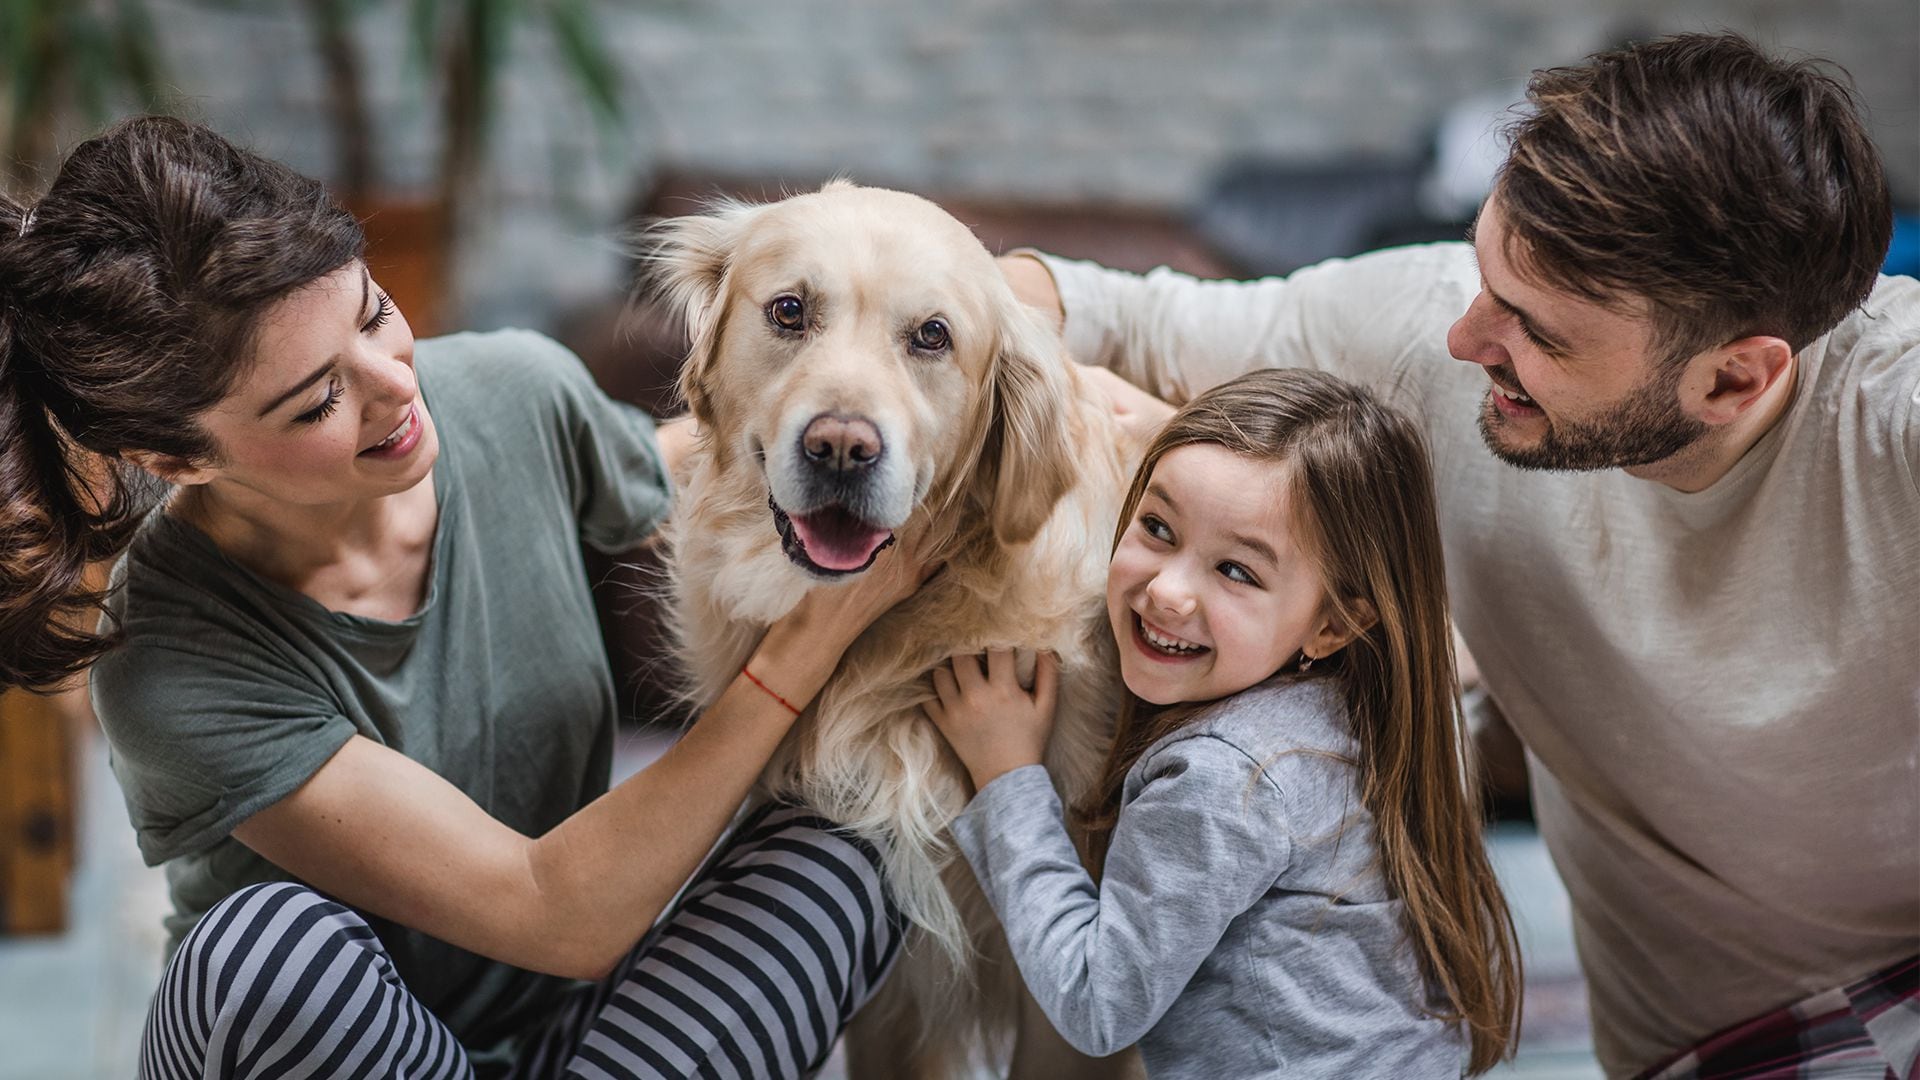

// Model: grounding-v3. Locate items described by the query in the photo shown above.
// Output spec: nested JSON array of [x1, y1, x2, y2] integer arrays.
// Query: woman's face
[[176, 261, 436, 508]]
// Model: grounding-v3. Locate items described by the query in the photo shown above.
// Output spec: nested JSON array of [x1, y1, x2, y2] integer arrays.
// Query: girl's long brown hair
[[1075, 368, 1522, 1072]]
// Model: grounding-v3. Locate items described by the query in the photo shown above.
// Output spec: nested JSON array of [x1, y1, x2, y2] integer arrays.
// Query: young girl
[[926, 367, 1522, 1077]]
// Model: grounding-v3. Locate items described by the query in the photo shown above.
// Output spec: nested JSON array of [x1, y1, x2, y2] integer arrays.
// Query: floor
[[0, 724, 1600, 1079]]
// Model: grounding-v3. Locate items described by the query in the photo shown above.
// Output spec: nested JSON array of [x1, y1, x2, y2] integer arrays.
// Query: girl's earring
[[1298, 651, 1315, 673]]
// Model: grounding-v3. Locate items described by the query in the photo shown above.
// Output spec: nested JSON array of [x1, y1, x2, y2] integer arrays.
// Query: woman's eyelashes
[[295, 376, 342, 425], [363, 292, 394, 333], [291, 292, 393, 425]]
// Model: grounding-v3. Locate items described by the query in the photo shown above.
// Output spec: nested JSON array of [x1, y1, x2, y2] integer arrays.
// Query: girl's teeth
[[1141, 619, 1203, 654]]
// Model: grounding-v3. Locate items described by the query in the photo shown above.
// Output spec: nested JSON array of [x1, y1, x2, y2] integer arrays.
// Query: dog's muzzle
[[765, 411, 905, 577], [769, 493, 896, 577]]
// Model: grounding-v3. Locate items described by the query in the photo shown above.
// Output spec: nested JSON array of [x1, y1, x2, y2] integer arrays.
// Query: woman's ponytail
[[0, 116, 364, 692], [1, 194, 155, 691]]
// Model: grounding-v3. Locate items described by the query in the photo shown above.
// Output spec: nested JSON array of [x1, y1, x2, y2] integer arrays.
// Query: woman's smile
[[360, 402, 424, 459]]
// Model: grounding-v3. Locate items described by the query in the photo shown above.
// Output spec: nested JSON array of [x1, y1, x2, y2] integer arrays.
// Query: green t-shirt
[[91, 329, 671, 1071]]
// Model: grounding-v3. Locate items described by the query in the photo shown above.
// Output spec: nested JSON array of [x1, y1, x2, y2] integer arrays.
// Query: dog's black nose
[[801, 413, 884, 473]]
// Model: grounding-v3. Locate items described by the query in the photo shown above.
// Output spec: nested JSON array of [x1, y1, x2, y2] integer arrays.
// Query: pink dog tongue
[[790, 508, 893, 571]]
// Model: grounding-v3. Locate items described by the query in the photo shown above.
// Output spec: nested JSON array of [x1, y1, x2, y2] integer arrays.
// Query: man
[[1005, 32, 1918, 1079]]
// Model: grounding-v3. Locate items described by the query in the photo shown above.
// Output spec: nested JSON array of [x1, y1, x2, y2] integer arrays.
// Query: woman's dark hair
[[1076, 369, 1522, 1072], [0, 115, 364, 692], [1501, 32, 1892, 366]]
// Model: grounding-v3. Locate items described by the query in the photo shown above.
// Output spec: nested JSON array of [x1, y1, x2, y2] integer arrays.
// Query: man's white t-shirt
[[1037, 243, 1920, 1075]]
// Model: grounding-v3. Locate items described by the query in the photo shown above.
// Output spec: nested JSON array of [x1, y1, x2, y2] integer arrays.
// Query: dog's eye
[[910, 318, 951, 352], [768, 295, 806, 332]]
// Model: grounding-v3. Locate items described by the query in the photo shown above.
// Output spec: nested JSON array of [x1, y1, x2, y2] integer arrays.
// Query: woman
[[0, 115, 933, 1078]]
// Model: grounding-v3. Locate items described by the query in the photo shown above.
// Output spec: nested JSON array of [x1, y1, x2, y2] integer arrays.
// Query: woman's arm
[[233, 539, 934, 980]]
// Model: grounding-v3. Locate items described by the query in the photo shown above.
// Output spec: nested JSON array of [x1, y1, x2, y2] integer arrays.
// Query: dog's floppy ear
[[982, 299, 1080, 546], [638, 198, 761, 429]]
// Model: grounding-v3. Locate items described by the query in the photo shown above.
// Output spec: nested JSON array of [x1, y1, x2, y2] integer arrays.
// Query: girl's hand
[[924, 648, 1059, 792]]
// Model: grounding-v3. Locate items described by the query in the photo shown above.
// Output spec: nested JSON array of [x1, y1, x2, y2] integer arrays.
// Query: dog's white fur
[[647, 182, 1140, 1077]]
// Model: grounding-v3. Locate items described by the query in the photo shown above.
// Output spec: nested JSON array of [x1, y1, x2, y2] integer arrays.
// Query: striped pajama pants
[[137, 805, 906, 1079]]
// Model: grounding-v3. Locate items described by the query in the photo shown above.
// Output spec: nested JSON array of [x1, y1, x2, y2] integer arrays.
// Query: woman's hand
[[1075, 363, 1176, 444], [774, 528, 942, 652], [755, 529, 944, 709], [924, 648, 1059, 793]]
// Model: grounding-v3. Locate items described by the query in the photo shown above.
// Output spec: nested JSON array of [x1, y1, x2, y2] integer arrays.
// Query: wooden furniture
[[0, 685, 78, 934]]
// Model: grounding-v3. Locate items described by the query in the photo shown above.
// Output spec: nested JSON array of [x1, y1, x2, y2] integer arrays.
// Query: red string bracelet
[[741, 665, 803, 717]]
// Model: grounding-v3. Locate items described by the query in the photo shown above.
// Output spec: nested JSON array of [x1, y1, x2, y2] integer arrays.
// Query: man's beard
[[1477, 364, 1708, 472]]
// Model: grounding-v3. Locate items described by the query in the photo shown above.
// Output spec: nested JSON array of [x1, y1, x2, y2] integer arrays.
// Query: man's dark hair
[[1500, 32, 1892, 366]]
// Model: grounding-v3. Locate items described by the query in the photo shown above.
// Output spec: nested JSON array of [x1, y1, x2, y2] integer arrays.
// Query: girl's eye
[[363, 292, 394, 333], [767, 294, 806, 332], [295, 376, 342, 425], [909, 318, 950, 353], [1140, 514, 1173, 543], [1218, 561, 1257, 586]]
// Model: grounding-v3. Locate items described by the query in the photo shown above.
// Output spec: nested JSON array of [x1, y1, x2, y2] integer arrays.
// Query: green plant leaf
[[406, 0, 440, 84], [2, 0, 172, 147], [547, 0, 624, 130], [3, 3, 48, 126], [470, 0, 514, 144], [112, 0, 166, 110], [69, 12, 116, 124]]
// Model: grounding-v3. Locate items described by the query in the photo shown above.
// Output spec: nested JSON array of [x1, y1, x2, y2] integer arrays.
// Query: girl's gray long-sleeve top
[[951, 676, 1466, 1079]]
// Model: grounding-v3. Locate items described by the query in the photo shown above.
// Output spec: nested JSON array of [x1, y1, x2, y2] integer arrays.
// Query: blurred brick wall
[[141, 0, 1918, 331]]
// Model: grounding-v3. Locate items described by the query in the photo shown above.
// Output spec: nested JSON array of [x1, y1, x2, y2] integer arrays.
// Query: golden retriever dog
[[646, 182, 1142, 1078]]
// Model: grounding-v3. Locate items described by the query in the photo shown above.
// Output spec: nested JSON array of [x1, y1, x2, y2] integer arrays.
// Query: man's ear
[[1305, 597, 1378, 662], [121, 449, 214, 487], [1690, 335, 1794, 426]]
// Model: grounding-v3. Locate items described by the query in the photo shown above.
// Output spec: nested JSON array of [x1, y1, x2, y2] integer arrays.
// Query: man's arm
[[999, 245, 1466, 407], [654, 414, 698, 478], [1001, 252, 1065, 329]]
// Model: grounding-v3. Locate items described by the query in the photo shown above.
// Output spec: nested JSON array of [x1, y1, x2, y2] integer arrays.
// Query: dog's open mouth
[[769, 494, 895, 576]]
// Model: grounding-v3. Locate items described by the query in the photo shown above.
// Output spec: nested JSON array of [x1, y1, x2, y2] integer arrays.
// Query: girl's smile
[[1132, 613, 1208, 660], [1106, 443, 1342, 706]]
